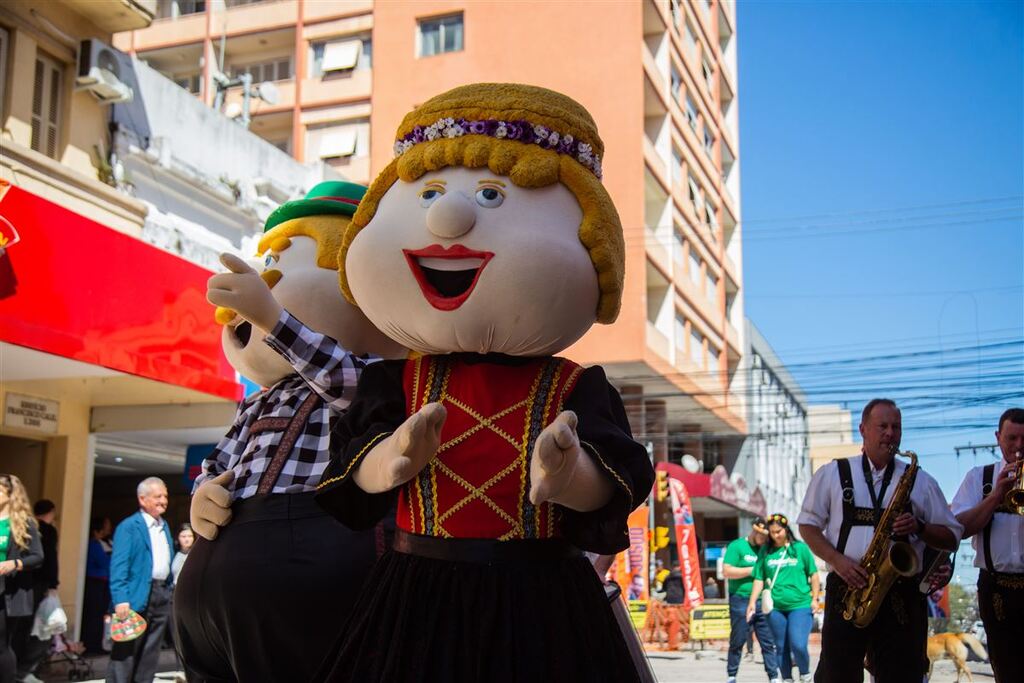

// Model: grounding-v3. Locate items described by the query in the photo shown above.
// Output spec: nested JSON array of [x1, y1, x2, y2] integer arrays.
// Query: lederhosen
[[815, 457, 928, 683], [976, 463, 1024, 683], [174, 392, 382, 683]]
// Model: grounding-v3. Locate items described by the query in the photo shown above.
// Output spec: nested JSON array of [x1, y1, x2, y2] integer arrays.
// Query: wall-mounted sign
[[4, 393, 59, 435]]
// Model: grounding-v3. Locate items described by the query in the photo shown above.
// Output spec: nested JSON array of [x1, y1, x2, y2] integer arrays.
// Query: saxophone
[[842, 450, 921, 628]]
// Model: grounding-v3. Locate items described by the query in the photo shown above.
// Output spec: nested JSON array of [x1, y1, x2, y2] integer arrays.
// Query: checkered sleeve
[[192, 394, 261, 493], [264, 309, 373, 413]]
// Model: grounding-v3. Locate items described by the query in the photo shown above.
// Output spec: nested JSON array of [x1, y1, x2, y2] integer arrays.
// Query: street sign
[[4, 393, 58, 435], [689, 601, 730, 640]]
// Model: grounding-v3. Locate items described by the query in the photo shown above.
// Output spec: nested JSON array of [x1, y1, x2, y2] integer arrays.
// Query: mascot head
[[340, 83, 625, 356], [217, 181, 405, 387]]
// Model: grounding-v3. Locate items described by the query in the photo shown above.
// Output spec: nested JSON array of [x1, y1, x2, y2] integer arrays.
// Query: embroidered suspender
[[836, 458, 877, 554], [252, 391, 322, 495], [981, 463, 996, 572]]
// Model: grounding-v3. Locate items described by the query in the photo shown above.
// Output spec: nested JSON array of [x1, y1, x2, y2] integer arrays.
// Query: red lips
[[402, 244, 494, 311]]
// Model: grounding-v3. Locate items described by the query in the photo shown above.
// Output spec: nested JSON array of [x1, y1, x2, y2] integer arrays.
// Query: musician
[[796, 398, 962, 683], [950, 407, 1024, 683]]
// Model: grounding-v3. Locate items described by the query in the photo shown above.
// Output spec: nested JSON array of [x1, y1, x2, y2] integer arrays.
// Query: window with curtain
[[418, 14, 464, 57]]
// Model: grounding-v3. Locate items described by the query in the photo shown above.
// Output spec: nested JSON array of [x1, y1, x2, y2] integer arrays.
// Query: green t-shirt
[[0, 518, 10, 559], [723, 537, 760, 598], [753, 541, 816, 612]]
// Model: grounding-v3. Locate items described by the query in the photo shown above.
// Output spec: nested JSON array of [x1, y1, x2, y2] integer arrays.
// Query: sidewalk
[[38, 647, 182, 683]]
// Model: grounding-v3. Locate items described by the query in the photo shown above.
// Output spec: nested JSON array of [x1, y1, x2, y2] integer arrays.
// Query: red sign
[[0, 182, 240, 400]]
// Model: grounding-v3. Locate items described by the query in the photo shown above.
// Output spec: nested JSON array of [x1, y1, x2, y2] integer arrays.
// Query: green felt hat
[[264, 181, 367, 232]]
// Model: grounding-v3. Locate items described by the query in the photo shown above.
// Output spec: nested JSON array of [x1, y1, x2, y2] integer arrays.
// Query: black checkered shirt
[[194, 310, 374, 500]]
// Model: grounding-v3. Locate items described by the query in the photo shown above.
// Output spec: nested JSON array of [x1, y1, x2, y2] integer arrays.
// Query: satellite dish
[[224, 102, 243, 119], [681, 454, 701, 474], [256, 81, 279, 105]]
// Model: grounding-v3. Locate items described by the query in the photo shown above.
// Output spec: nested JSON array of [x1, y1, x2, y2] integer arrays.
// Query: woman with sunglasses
[[0, 475, 43, 683], [745, 514, 820, 683]]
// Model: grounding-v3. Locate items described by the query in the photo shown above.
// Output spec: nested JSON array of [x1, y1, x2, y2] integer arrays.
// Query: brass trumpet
[[1004, 453, 1024, 514]]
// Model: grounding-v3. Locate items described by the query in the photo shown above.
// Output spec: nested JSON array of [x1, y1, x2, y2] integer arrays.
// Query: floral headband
[[393, 116, 604, 179]]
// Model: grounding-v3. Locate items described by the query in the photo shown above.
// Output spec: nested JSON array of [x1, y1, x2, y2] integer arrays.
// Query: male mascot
[[174, 181, 405, 682], [313, 84, 655, 682]]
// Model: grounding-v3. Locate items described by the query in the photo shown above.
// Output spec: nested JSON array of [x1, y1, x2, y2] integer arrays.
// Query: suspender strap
[[981, 463, 996, 573], [836, 457, 885, 554], [256, 391, 322, 495]]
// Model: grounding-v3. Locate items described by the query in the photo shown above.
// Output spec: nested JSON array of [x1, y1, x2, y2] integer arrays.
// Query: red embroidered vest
[[397, 355, 584, 540]]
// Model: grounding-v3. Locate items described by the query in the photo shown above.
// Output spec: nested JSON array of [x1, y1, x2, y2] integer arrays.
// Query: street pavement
[[647, 647, 994, 683], [40, 644, 993, 682]]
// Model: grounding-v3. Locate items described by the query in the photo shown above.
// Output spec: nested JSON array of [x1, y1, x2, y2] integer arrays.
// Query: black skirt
[[314, 531, 642, 683]]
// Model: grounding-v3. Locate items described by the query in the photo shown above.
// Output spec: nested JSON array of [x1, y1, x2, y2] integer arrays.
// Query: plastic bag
[[30, 593, 68, 639]]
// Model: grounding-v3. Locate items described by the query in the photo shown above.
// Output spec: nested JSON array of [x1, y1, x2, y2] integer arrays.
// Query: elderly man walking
[[106, 477, 173, 683]]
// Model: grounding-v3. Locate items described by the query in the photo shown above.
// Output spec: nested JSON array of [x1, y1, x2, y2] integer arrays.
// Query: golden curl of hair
[[340, 137, 624, 324], [2, 475, 36, 550]]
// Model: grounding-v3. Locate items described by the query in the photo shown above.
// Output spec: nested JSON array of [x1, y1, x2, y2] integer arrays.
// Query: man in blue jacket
[[107, 477, 173, 683]]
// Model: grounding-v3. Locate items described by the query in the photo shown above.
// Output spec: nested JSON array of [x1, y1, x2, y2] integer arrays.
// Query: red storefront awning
[[0, 181, 241, 401]]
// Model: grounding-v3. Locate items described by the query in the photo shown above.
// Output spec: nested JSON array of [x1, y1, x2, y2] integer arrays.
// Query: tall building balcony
[[62, 0, 156, 32]]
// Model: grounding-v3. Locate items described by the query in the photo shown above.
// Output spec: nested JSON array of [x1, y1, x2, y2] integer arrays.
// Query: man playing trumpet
[[951, 408, 1024, 683], [797, 399, 962, 682]]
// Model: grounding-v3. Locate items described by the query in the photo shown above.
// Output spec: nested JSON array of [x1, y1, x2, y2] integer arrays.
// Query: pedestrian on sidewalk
[[0, 475, 43, 683], [724, 517, 779, 683], [106, 478, 173, 683], [11, 499, 60, 683], [747, 514, 819, 683]]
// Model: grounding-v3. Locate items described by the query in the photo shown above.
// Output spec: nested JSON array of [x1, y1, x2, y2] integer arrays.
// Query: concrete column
[[620, 385, 645, 444]]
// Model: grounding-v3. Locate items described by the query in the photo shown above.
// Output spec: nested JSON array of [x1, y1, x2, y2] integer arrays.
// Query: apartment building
[[734, 319, 811, 526], [0, 0, 337, 636], [118, 0, 750, 549]]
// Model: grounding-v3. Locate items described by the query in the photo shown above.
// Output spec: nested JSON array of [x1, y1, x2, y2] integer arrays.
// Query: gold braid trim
[[582, 439, 633, 507], [316, 431, 392, 489]]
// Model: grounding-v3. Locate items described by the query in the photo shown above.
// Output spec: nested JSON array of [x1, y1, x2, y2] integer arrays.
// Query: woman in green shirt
[[745, 514, 820, 683]]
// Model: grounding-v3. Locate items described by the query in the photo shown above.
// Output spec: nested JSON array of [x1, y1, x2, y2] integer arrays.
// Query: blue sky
[[737, 0, 1023, 510]]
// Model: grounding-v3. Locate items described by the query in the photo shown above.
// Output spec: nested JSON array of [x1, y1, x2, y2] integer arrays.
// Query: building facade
[[807, 404, 862, 472], [734, 319, 811, 526], [0, 0, 337, 637]]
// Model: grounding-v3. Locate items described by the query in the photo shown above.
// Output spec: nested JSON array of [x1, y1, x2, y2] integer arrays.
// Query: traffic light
[[654, 470, 669, 502], [654, 526, 670, 550]]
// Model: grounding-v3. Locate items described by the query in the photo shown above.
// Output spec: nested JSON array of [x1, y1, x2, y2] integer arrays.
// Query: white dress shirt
[[797, 454, 964, 568], [141, 511, 171, 582], [950, 463, 1024, 573]]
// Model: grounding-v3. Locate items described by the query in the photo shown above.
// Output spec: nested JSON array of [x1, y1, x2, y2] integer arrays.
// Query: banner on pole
[[668, 474, 704, 609]]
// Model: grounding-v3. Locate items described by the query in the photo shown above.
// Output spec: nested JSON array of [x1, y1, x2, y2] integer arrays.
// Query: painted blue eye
[[475, 187, 504, 208], [263, 254, 277, 268], [420, 188, 443, 207]]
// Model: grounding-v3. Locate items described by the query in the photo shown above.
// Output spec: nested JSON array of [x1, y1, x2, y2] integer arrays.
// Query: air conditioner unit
[[77, 39, 133, 104]]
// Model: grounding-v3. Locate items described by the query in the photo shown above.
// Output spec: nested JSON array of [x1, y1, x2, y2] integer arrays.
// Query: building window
[[702, 58, 715, 94], [0, 26, 8, 120], [671, 145, 683, 185], [703, 127, 715, 158], [156, 0, 205, 20], [231, 57, 292, 83], [705, 269, 718, 302], [687, 174, 703, 216], [418, 14, 464, 57], [684, 95, 698, 131], [306, 118, 369, 165], [311, 36, 371, 77], [673, 230, 685, 266], [690, 328, 704, 367], [688, 249, 701, 287], [669, 65, 681, 102], [174, 72, 202, 94], [674, 314, 686, 352], [705, 200, 719, 241], [708, 345, 721, 376], [31, 54, 62, 159]]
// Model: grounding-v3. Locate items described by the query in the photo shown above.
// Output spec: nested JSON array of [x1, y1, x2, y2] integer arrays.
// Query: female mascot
[[315, 83, 655, 683]]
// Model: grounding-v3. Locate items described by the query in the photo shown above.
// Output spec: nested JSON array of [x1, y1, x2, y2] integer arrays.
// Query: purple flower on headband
[[411, 126, 425, 143], [558, 135, 575, 155], [505, 122, 524, 141], [468, 120, 488, 135]]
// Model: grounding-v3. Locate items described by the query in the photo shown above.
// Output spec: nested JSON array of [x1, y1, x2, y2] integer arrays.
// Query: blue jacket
[[109, 511, 173, 613]]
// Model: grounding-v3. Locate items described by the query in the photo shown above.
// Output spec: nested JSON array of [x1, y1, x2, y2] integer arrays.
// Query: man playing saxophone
[[950, 407, 1024, 683], [797, 398, 962, 683]]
